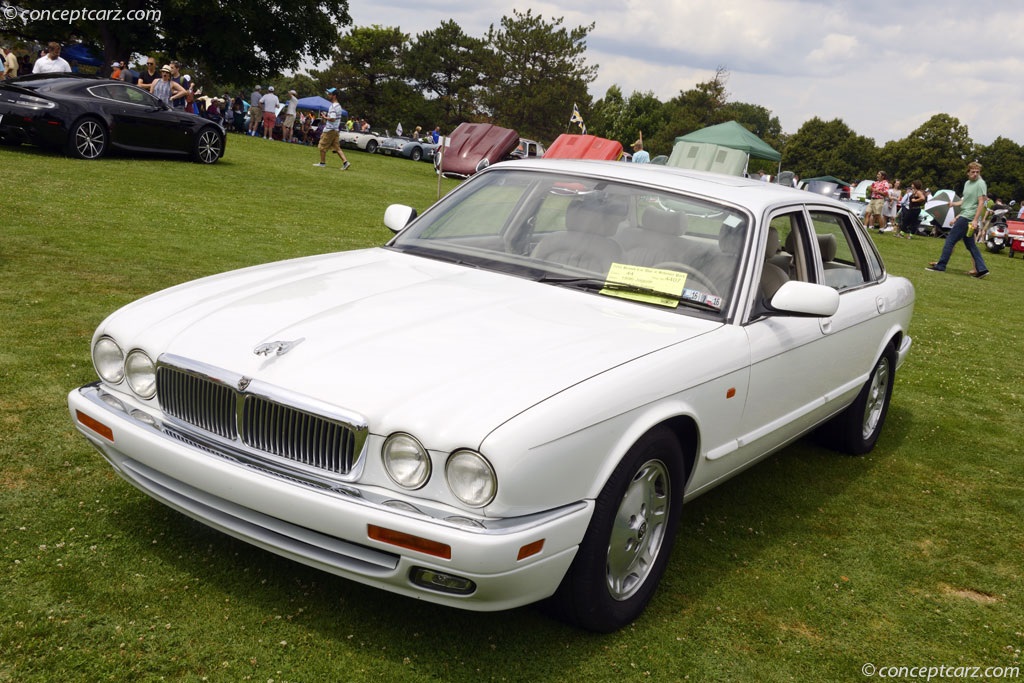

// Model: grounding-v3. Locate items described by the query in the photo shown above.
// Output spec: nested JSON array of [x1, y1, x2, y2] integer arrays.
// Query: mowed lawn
[[1, 136, 1022, 682]]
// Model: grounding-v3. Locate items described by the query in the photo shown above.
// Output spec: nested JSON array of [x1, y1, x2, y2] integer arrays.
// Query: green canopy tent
[[667, 121, 781, 177]]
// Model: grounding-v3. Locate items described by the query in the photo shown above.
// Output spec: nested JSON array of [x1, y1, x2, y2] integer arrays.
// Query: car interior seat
[[531, 199, 624, 273]]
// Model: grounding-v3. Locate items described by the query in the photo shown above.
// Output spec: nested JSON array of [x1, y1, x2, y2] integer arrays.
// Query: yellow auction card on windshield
[[600, 263, 687, 307]]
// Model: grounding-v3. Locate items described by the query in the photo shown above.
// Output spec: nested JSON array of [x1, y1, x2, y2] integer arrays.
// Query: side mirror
[[768, 280, 840, 317], [384, 204, 417, 234]]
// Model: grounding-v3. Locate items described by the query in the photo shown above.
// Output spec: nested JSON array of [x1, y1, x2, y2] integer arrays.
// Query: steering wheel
[[652, 262, 720, 298]]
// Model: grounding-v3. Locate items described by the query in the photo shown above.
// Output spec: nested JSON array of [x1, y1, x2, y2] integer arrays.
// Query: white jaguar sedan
[[68, 159, 914, 632]]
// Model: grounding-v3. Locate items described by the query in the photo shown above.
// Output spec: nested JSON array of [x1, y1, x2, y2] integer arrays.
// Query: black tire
[[66, 117, 107, 159], [365, 139, 378, 154], [547, 426, 684, 632], [410, 146, 423, 162], [193, 127, 224, 164], [819, 343, 897, 455]]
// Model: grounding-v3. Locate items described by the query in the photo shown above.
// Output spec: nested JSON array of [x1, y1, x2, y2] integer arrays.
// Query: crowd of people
[[862, 163, 995, 278]]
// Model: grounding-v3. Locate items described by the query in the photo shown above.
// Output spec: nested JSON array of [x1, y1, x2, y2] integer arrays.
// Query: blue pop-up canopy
[[295, 95, 345, 115]]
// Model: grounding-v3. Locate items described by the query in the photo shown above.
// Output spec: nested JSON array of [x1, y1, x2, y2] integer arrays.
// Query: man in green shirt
[[926, 161, 989, 278]]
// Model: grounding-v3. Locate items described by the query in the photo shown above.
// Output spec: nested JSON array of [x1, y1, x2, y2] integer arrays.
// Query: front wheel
[[819, 343, 896, 455], [547, 426, 684, 632], [67, 117, 107, 159], [192, 127, 224, 164]]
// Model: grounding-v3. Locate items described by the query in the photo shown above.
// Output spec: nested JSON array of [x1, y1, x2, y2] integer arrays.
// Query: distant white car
[[338, 129, 383, 153], [69, 160, 914, 632]]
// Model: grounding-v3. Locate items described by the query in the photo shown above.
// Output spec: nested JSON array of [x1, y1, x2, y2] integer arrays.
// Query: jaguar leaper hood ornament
[[254, 337, 306, 357]]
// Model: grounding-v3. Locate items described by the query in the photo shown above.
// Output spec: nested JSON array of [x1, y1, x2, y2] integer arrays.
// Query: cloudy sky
[[347, 0, 1024, 146]]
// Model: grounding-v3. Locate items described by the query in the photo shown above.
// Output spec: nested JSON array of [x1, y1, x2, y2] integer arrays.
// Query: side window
[[766, 211, 811, 283], [809, 210, 870, 290]]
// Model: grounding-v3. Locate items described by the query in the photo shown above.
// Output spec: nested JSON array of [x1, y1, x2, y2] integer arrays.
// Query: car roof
[[3, 73, 111, 92], [491, 158, 841, 213]]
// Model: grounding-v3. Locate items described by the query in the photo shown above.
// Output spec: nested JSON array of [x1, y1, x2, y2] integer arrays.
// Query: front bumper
[[68, 383, 592, 611]]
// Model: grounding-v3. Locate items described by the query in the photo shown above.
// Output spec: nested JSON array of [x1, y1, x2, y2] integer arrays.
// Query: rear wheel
[[193, 127, 224, 164], [365, 139, 378, 154], [410, 146, 423, 162], [547, 426, 684, 632], [819, 343, 896, 455], [67, 117, 107, 159]]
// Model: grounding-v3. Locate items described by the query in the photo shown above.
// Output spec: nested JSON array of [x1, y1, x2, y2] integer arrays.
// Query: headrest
[[817, 233, 837, 262], [565, 199, 621, 237], [641, 208, 685, 236], [718, 224, 746, 256], [765, 227, 780, 260]]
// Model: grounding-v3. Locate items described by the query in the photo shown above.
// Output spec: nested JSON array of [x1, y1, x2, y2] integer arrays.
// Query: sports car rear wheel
[[67, 118, 107, 160], [410, 146, 423, 162], [547, 426, 684, 632], [365, 139, 378, 154]]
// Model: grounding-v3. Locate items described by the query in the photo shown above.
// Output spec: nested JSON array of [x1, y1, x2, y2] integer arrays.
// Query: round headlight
[[382, 433, 431, 490], [93, 337, 125, 384], [124, 350, 157, 399], [446, 450, 496, 508]]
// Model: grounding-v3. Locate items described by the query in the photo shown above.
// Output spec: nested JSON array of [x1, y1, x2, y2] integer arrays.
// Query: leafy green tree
[[312, 25, 409, 128], [652, 67, 732, 153], [404, 20, 490, 128], [782, 117, 877, 183], [976, 137, 1024, 201], [589, 87, 667, 155], [0, 0, 350, 83], [877, 114, 974, 191], [483, 9, 597, 142]]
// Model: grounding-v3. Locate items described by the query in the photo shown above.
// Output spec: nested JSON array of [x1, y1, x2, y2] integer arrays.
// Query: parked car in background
[[377, 134, 439, 163], [801, 176, 851, 200], [0, 73, 225, 163], [509, 138, 545, 159], [850, 179, 874, 202], [69, 160, 914, 633], [437, 122, 520, 178], [338, 128, 384, 154]]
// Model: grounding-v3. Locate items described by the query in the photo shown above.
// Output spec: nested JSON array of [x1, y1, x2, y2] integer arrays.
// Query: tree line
[[6, 2, 1024, 199]]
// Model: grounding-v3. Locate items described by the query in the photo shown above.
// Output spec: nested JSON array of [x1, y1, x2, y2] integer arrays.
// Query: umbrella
[[924, 198, 958, 228]]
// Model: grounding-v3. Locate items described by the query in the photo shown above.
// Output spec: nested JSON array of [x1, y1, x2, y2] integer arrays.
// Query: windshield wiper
[[535, 275, 722, 311]]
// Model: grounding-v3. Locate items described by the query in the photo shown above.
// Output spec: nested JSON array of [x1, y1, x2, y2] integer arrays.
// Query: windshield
[[390, 168, 751, 317]]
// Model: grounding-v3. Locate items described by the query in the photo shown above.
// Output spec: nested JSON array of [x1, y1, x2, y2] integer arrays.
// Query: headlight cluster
[[92, 336, 157, 399], [381, 433, 497, 508]]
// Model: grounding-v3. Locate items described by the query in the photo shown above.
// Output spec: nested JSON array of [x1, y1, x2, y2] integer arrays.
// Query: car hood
[[102, 248, 721, 448]]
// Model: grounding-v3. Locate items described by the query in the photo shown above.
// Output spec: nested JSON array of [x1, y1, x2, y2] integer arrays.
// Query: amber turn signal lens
[[367, 525, 451, 559], [76, 410, 114, 441]]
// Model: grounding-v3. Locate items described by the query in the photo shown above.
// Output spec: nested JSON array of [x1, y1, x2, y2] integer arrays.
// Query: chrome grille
[[242, 396, 358, 474], [157, 366, 237, 439], [156, 361, 363, 477]]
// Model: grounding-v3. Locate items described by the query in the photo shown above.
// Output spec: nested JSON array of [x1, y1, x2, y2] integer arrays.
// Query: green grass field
[[2, 137, 1022, 682]]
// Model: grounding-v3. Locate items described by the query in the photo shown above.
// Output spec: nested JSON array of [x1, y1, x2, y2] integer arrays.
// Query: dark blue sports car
[[0, 74, 225, 163]]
